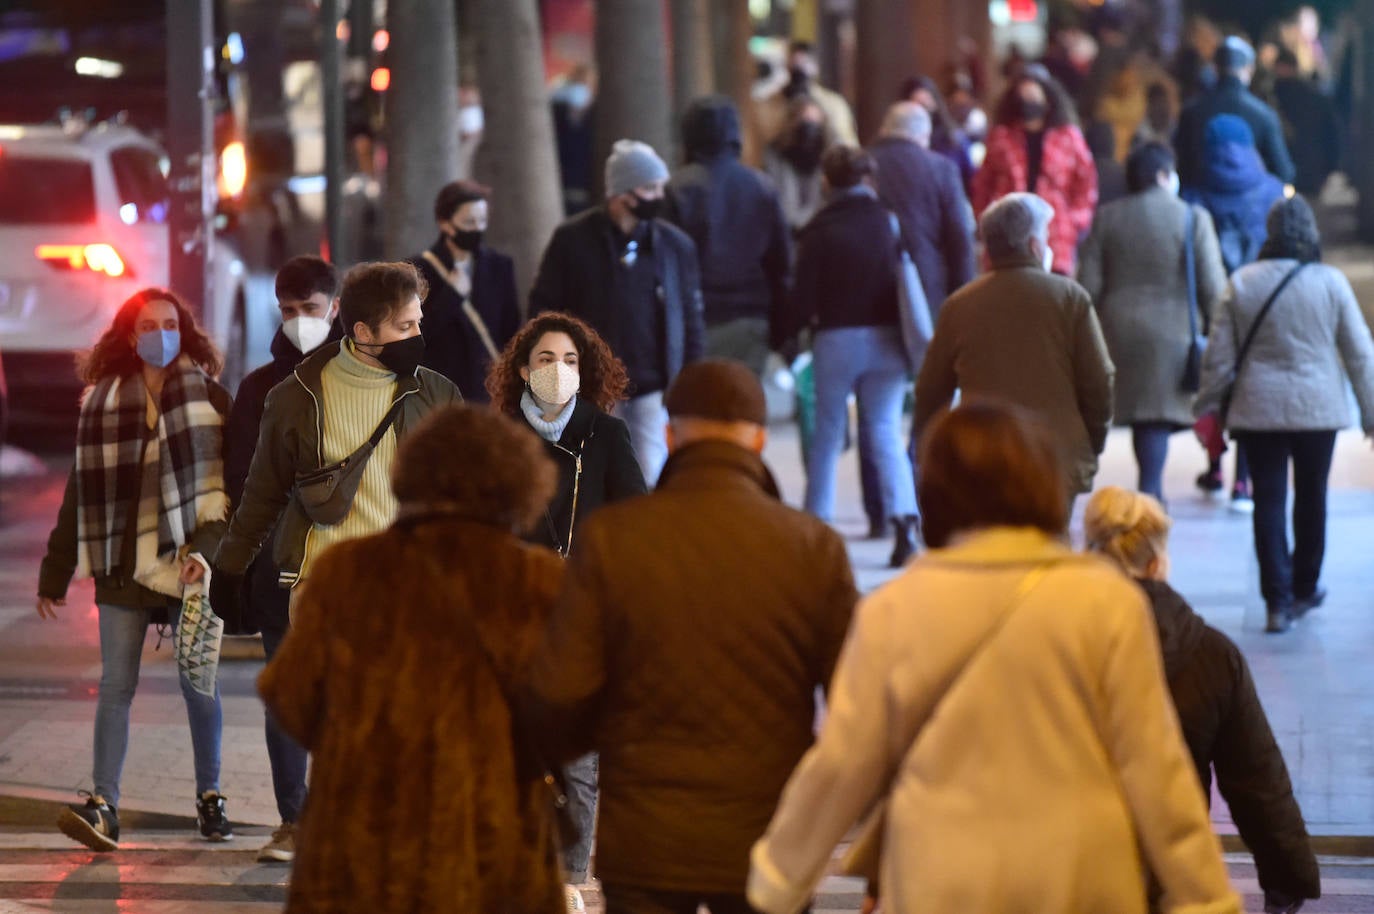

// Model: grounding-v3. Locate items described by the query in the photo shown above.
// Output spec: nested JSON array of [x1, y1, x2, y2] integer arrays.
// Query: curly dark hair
[[486, 312, 629, 415], [77, 287, 222, 384], [391, 403, 556, 533], [993, 66, 1079, 129], [899, 74, 963, 149]]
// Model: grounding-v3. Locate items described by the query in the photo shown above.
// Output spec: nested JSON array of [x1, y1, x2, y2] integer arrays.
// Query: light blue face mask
[[136, 329, 181, 368]]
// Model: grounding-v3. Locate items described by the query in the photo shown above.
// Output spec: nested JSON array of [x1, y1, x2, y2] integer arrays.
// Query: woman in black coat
[[487, 311, 646, 908], [1084, 486, 1320, 913]]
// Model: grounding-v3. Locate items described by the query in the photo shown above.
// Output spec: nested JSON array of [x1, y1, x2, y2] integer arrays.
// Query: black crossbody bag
[[294, 398, 404, 526]]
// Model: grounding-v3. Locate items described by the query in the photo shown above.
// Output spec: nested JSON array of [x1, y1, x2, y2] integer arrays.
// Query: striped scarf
[[74, 360, 229, 595]]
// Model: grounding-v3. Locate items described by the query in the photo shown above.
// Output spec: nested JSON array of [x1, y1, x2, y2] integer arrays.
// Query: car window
[[0, 155, 95, 224], [110, 146, 169, 224]]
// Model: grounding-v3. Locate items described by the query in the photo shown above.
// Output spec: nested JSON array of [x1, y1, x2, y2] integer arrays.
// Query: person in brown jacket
[[528, 359, 858, 914], [259, 404, 567, 914], [914, 192, 1115, 499]]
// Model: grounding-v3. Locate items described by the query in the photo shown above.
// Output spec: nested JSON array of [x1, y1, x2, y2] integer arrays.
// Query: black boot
[[888, 515, 919, 568]]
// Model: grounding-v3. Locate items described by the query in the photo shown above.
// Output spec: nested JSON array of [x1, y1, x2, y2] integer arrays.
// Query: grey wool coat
[[1078, 187, 1228, 427], [1196, 258, 1374, 433]]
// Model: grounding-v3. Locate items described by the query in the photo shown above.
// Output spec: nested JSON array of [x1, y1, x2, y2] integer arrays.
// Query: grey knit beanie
[[604, 139, 669, 198]]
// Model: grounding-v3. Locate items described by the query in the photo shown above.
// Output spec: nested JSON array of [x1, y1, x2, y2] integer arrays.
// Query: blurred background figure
[[668, 96, 791, 378], [1085, 121, 1128, 206], [974, 66, 1098, 277], [763, 96, 833, 235], [1271, 48, 1342, 197], [755, 40, 857, 148], [1084, 486, 1321, 914], [552, 64, 597, 215], [1078, 143, 1227, 503], [898, 75, 976, 192]]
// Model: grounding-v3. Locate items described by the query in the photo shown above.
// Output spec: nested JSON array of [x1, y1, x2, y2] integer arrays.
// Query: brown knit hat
[[664, 359, 767, 425]]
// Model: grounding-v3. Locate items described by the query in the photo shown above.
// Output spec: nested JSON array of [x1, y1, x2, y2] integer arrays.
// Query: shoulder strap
[[421, 250, 501, 360], [367, 397, 406, 449], [1234, 262, 1307, 376], [1184, 205, 1199, 339]]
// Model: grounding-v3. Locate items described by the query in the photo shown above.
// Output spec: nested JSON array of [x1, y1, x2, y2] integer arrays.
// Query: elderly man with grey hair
[[861, 101, 976, 531], [913, 192, 1114, 499]]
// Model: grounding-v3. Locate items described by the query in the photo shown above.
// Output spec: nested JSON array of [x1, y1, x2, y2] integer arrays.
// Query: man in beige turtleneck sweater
[[214, 261, 461, 621]]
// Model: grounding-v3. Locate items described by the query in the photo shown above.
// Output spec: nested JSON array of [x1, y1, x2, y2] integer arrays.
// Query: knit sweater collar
[[521, 390, 578, 442], [334, 339, 396, 386]]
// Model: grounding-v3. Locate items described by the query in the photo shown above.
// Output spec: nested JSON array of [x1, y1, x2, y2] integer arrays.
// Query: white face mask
[[458, 105, 484, 137], [282, 315, 333, 354], [1167, 170, 1182, 196], [1041, 242, 1055, 273], [529, 360, 580, 406]]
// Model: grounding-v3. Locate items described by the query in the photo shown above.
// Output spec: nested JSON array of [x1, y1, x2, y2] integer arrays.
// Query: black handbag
[[293, 398, 404, 526], [1181, 206, 1205, 393]]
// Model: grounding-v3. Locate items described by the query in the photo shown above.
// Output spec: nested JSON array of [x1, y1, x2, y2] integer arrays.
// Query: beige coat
[[747, 528, 1241, 914], [914, 258, 1116, 493]]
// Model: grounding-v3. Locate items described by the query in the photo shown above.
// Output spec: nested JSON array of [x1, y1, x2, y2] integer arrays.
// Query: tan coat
[[914, 258, 1116, 493], [260, 520, 566, 914], [748, 528, 1242, 914]]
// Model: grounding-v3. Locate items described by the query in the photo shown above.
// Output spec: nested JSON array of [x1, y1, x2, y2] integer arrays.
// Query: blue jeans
[[804, 327, 917, 522], [261, 619, 308, 824], [1132, 423, 1174, 502], [94, 603, 223, 808], [614, 391, 667, 486], [562, 752, 598, 881]]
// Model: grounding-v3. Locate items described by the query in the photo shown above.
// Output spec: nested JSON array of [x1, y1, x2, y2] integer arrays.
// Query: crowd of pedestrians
[[33, 6, 1374, 913]]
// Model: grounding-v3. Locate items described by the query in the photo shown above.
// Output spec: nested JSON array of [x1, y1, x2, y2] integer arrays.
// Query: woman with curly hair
[[36, 287, 234, 851], [259, 404, 571, 913], [972, 64, 1098, 276], [488, 311, 646, 907]]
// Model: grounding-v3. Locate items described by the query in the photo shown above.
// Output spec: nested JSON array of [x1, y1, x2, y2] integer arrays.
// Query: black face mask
[[359, 334, 426, 377], [629, 195, 662, 222], [1019, 100, 1048, 124], [782, 122, 825, 173], [449, 228, 483, 252]]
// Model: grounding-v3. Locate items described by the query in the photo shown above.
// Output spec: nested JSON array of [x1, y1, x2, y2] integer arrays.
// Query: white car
[[0, 121, 264, 431]]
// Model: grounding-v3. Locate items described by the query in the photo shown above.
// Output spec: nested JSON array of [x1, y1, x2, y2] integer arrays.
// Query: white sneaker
[[564, 885, 586, 913], [1229, 495, 1255, 514]]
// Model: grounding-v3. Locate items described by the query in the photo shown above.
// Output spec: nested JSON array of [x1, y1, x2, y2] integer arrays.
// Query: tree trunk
[[472, 0, 563, 305], [384, 0, 460, 259], [671, 0, 714, 129], [854, 0, 915, 143], [596, 0, 673, 185], [710, 0, 758, 163]]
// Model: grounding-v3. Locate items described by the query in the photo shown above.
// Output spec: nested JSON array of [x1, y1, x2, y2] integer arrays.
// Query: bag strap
[[421, 250, 501, 360], [887, 211, 910, 259], [367, 397, 406, 450], [1184, 205, 1199, 340], [1233, 262, 1308, 382]]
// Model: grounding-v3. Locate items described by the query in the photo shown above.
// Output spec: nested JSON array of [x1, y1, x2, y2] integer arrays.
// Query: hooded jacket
[[1175, 75, 1296, 188], [1138, 579, 1320, 904], [666, 96, 791, 329], [1182, 115, 1287, 274], [221, 323, 343, 633]]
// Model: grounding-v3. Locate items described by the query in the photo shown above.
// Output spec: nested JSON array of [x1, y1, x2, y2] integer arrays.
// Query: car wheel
[[223, 296, 248, 392]]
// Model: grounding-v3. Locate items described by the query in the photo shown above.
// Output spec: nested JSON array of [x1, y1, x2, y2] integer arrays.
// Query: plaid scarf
[[74, 360, 229, 594]]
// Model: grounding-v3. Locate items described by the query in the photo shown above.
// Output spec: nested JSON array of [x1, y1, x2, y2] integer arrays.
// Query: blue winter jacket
[[1183, 137, 1286, 275]]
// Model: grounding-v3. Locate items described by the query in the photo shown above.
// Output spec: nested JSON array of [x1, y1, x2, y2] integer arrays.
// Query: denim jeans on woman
[[614, 392, 668, 487], [94, 602, 223, 807], [804, 326, 917, 522]]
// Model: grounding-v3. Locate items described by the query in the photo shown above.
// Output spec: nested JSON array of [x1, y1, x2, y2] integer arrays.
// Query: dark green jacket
[[38, 381, 232, 609], [214, 340, 460, 585]]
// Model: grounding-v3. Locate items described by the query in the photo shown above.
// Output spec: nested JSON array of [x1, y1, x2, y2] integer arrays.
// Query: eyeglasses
[[620, 239, 639, 267]]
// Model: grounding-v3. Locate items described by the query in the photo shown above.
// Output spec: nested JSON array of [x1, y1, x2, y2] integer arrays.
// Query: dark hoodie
[[666, 95, 791, 329], [1138, 578, 1320, 905], [223, 322, 342, 633], [1182, 114, 1287, 273]]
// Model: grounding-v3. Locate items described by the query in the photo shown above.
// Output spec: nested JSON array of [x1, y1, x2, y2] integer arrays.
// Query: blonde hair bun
[[1083, 487, 1172, 575]]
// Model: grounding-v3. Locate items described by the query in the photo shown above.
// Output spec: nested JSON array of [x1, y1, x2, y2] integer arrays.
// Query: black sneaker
[[1294, 587, 1327, 618], [57, 793, 119, 852], [196, 791, 234, 842], [1195, 469, 1224, 494]]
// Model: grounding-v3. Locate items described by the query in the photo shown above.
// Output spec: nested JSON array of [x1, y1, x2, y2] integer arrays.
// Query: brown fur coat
[[259, 518, 566, 914]]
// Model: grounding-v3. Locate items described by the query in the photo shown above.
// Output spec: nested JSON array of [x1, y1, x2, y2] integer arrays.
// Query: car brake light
[[35, 243, 129, 278], [218, 140, 247, 199]]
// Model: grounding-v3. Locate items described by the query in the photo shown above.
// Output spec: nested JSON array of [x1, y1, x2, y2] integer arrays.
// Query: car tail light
[[218, 139, 248, 199], [35, 243, 129, 278]]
